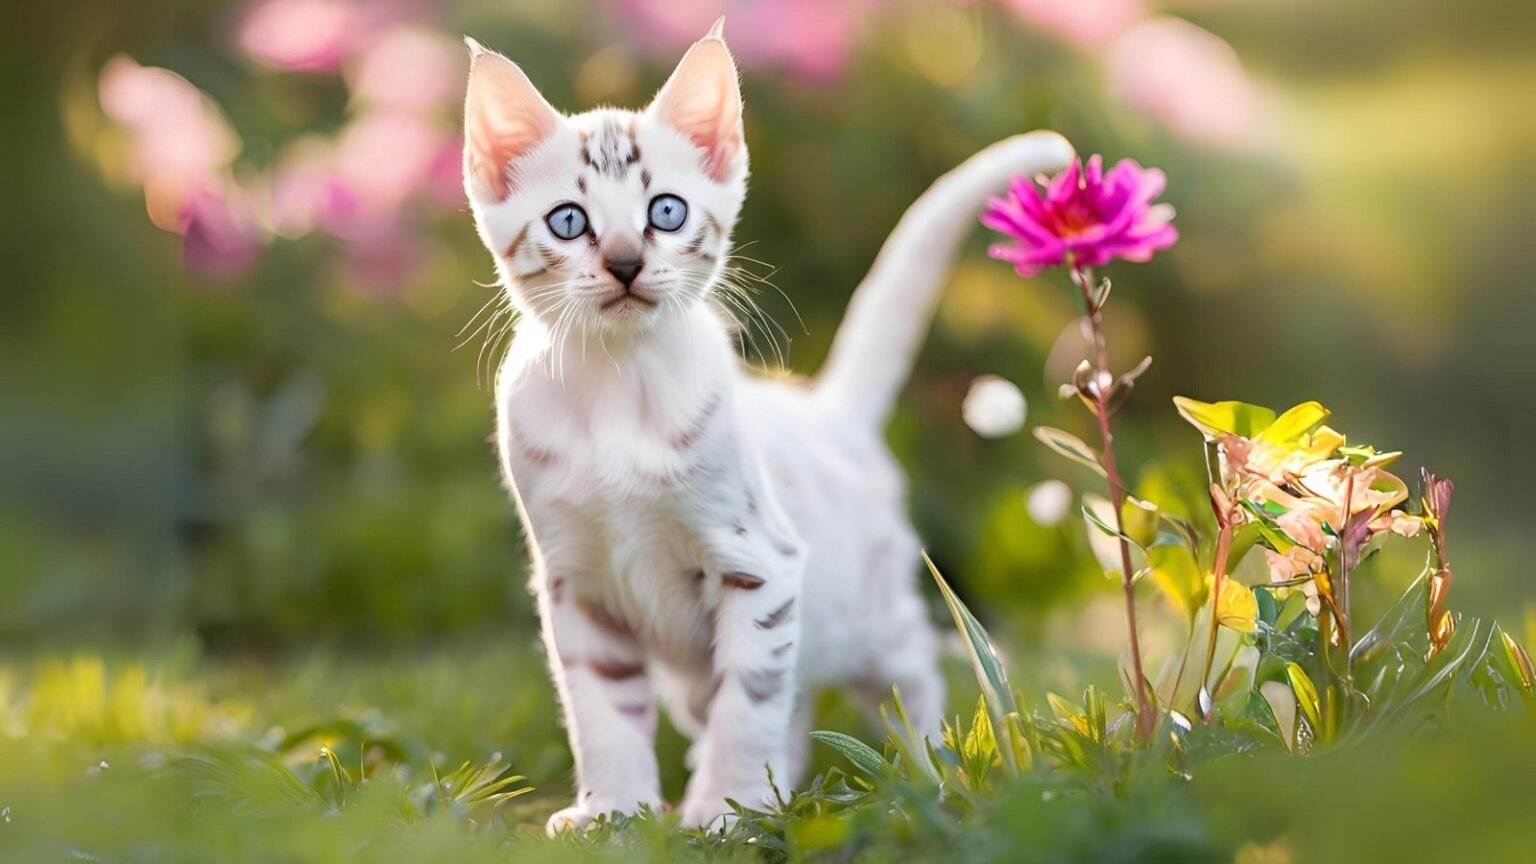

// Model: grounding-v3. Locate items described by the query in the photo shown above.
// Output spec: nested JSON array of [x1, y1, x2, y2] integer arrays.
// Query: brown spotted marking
[[616, 702, 651, 718], [509, 421, 559, 467], [640, 168, 652, 191], [576, 175, 587, 195], [740, 668, 787, 703], [583, 117, 641, 178], [575, 597, 632, 638], [755, 598, 795, 630], [523, 444, 558, 467], [690, 673, 724, 725], [534, 242, 566, 270], [504, 224, 531, 261], [680, 226, 708, 256], [589, 658, 646, 680], [548, 575, 566, 604], [670, 392, 721, 450], [722, 571, 765, 591]]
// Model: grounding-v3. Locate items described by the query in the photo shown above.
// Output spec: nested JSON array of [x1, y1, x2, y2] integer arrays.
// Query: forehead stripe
[[583, 117, 641, 178]]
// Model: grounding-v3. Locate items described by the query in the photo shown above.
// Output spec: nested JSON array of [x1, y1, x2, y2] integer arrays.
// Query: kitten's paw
[[679, 782, 770, 831], [677, 796, 735, 832], [544, 805, 598, 837]]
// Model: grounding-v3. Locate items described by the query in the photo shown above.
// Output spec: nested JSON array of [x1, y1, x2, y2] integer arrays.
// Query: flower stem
[[1201, 494, 1237, 712], [1071, 263, 1155, 745]]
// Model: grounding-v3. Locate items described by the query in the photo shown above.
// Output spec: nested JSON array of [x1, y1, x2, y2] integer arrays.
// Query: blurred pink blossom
[[610, 0, 877, 80], [998, 0, 1147, 50], [983, 155, 1177, 277], [340, 222, 423, 293], [181, 184, 265, 280], [237, 0, 361, 71], [332, 110, 448, 211], [236, 0, 423, 72], [1105, 17, 1264, 150], [268, 137, 352, 237], [423, 136, 467, 208], [346, 26, 462, 111], [99, 56, 241, 231]]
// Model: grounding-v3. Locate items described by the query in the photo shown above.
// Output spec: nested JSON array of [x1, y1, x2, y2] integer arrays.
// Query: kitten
[[461, 21, 1071, 834]]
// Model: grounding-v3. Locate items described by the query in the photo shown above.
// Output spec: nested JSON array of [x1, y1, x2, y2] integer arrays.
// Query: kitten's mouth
[[599, 290, 659, 311]]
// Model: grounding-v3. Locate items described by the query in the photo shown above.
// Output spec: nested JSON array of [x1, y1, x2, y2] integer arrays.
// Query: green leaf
[[1242, 503, 1296, 553], [1032, 426, 1107, 477], [1502, 628, 1535, 693], [1227, 522, 1263, 571], [1286, 662, 1322, 732], [1081, 503, 1149, 555], [1273, 589, 1311, 631], [809, 731, 889, 780], [1149, 541, 1204, 621], [1172, 397, 1276, 441], [1259, 680, 1298, 752], [1255, 401, 1330, 447], [1002, 712, 1034, 772], [924, 552, 1021, 775], [959, 696, 997, 790]]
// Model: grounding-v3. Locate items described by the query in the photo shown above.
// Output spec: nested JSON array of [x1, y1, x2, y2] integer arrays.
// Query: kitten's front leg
[[679, 507, 805, 829], [535, 551, 662, 835]]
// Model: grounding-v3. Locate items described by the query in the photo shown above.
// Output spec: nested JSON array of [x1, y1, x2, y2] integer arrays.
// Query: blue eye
[[545, 204, 588, 240], [648, 194, 688, 232]]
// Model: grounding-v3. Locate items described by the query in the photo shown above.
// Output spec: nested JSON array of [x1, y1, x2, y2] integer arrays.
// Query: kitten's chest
[[501, 369, 730, 504]]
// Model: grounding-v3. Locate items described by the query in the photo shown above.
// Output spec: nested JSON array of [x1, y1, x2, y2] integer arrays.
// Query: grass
[[1, 634, 1532, 863]]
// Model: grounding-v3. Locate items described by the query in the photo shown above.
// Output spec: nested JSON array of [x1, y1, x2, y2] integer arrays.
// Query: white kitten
[[460, 21, 1072, 834]]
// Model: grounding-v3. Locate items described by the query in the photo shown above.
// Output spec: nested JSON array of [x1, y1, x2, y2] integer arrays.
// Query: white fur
[[461, 28, 1073, 835]]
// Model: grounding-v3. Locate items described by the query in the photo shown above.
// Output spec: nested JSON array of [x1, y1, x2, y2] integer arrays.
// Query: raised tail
[[812, 131, 1074, 428]]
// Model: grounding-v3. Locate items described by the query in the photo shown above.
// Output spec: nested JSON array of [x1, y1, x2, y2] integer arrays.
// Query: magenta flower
[[982, 155, 1177, 277]]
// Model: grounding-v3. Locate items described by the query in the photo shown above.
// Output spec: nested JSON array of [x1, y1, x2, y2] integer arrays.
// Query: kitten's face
[[463, 28, 747, 337]]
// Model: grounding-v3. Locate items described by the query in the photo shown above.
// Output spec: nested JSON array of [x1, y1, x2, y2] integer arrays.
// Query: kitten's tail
[[813, 131, 1074, 429]]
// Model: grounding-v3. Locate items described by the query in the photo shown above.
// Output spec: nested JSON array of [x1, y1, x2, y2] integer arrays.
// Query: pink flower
[[609, 0, 875, 80], [982, 155, 1178, 277], [331, 109, 447, 211], [998, 0, 1147, 50], [236, 0, 361, 71], [235, 0, 418, 72], [1105, 18, 1264, 151], [181, 184, 265, 280], [99, 56, 241, 231], [345, 26, 462, 112]]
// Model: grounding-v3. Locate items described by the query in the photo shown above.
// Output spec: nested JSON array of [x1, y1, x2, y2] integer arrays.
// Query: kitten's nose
[[606, 258, 643, 288]]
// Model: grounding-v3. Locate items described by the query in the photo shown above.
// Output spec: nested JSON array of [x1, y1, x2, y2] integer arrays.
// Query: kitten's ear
[[463, 37, 561, 200], [647, 19, 744, 182]]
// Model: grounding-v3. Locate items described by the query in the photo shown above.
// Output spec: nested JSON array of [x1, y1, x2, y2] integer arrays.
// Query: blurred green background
[[5, 0, 1532, 653], [3, 0, 1536, 857]]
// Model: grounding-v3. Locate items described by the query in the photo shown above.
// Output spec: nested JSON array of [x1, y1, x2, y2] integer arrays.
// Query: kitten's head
[[462, 21, 747, 336]]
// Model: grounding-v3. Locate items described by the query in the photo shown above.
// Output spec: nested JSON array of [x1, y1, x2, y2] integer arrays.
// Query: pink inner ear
[[654, 40, 743, 182], [465, 53, 559, 200]]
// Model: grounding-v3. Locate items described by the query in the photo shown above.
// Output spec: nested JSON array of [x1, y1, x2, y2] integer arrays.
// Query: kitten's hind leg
[[783, 692, 815, 786], [854, 585, 946, 747]]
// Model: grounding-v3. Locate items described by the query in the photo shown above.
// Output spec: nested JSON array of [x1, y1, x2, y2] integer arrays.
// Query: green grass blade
[[809, 731, 889, 780], [923, 551, 1020, 775]]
